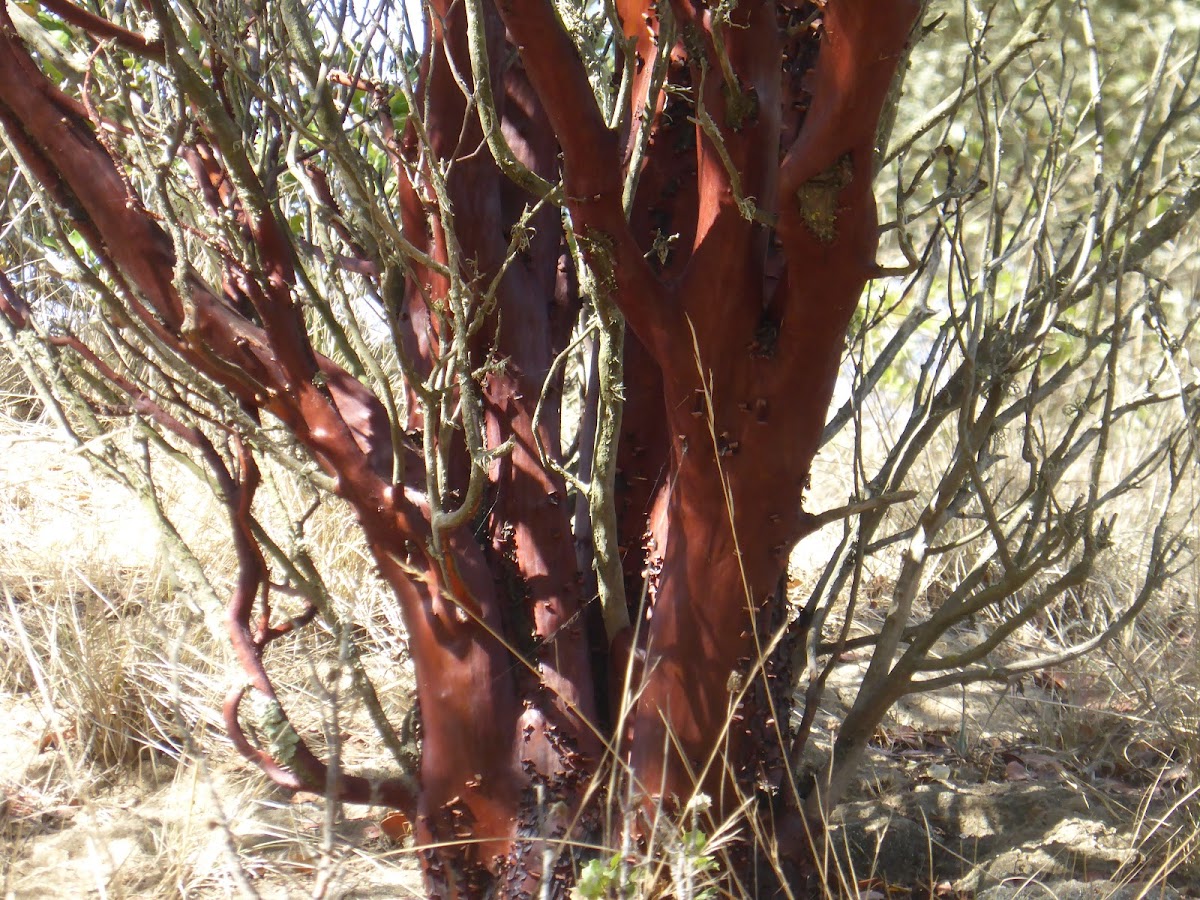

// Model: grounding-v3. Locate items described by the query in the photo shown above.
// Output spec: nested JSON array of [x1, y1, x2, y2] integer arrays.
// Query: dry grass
[[3, 1, 1199, 892], [0, 407, 424, 898], [3, 339, 1198, 899]]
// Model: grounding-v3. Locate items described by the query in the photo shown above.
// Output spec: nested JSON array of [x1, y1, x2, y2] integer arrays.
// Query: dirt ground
[[812, 669, 1199, 899], [2, 433, 1196, 899], [3, 672, 1197, 899], [0, 690, 424, 898]]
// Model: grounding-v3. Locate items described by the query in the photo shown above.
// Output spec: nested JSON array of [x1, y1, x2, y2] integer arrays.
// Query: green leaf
[[35, 11, 74, 51], [66, 229, 89, 258], [576, 858, 613, 898], [186, 25, 204, 53]]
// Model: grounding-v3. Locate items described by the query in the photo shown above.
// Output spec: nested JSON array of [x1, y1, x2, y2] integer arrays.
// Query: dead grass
[[2, 392, 1196, 899], [0, 415, 424, 898]]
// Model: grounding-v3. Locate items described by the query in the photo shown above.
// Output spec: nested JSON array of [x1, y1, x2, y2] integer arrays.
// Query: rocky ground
[[811, 662, 1198, 899], [3, 673, 1196, 899]]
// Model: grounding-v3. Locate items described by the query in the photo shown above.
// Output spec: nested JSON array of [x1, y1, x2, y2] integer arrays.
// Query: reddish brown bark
[[0, 0, 919, 893], [501, 0, 918, 818]]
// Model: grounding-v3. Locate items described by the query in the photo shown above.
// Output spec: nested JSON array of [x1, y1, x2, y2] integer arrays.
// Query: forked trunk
[[0, 0, 919, 893]]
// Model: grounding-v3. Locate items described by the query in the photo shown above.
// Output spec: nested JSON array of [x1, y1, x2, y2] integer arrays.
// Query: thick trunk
[[0, 0, 920, 893]]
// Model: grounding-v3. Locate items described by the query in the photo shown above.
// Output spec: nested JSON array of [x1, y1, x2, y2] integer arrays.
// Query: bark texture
[[0, 0, 919, 893]]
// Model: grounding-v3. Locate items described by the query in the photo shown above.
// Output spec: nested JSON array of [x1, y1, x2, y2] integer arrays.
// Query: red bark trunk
[[0, 0, 919, 893]]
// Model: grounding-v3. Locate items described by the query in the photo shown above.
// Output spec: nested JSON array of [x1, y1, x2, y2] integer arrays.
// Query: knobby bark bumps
[[0, 0, 919, 893]]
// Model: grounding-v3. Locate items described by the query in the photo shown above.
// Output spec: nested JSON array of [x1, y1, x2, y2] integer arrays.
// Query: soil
[[3, 675, 1196, 899], [807, 661, 1198, 899], [2, 432, 1196, 898]]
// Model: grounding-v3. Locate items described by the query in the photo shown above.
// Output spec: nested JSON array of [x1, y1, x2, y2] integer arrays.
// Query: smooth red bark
[[0, 0, 919, 892]]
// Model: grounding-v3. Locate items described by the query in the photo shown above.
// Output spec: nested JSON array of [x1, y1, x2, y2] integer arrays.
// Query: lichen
[[723, 80, 759, 132], [251, 690, 302, 768], [795, 153, 854, 243]]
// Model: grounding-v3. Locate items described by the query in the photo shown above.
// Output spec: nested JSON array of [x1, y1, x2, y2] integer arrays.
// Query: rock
[[976, 878, 1183, 900], [827, 802, 937, 886], [823, 782, 1187, 897]]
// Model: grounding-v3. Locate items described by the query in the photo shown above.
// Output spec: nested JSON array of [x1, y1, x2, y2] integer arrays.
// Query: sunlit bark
[[0, 0, 919, 892]]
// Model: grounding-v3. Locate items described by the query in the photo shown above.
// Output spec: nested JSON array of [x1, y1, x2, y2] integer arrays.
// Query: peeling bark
[[0, 0, 919, 892]]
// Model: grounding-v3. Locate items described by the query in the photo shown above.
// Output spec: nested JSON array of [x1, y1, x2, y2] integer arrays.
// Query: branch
[[907, 531, 1179, 694], [220, 439, 418, 813], [0, 267, 31, 329], [880, 2, 1050, 166], [2, 10, 404, 484], [34, 0, 164, 61], [822, 240, 940, 446], [493, 0, 675, 356], [584, 269, 631, 642], [797, 490, 918, 538], [779, 0, 921, 197], [462, 0, 561, 203]]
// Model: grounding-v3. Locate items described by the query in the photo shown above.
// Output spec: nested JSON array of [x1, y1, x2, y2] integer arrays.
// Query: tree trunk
[[0, 0, 920, 893]]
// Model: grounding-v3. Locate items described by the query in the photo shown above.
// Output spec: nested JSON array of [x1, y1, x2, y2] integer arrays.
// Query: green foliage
[[673, 827, 719, 899], [577, 854, 633, 899], [575, 797, 719, 900], [33, 9, 73, 50]]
